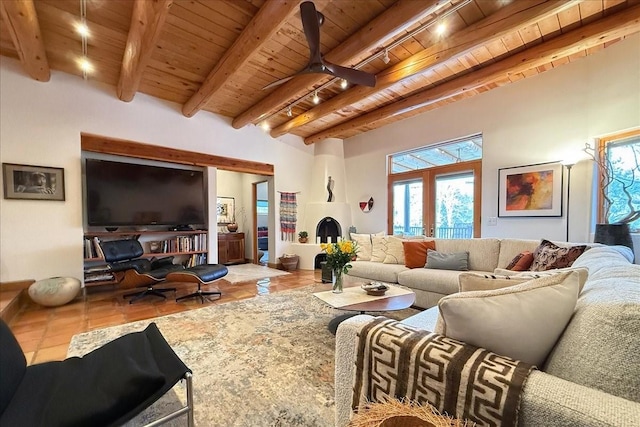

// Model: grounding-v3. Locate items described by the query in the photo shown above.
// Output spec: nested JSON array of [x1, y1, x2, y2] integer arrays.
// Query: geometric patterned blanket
[[352, 318, 535, 427]]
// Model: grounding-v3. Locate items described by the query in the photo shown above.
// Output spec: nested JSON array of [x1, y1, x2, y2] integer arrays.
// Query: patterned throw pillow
[[383, 236, 405, 264], [370, 236, 389, 263], [402, 240, 436, 268], [530, 239, 587, 271], [506, 251, 534, 271], [458, 273, 530, 292]]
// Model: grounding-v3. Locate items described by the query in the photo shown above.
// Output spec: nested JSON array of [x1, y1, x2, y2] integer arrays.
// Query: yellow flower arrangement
[[320, 240, 358, 275]]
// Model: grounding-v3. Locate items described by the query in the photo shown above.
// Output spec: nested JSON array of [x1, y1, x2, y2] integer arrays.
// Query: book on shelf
[[84, 272, 115, 283]]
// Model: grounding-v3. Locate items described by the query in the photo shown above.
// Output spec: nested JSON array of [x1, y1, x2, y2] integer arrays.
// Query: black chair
[[100, 239, 185, 303], [168, 264, 229, 303], [0, 319, 194, 427]]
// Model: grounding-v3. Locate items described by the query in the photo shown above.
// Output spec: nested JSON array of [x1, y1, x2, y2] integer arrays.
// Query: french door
[[389, 161, 481, 238]]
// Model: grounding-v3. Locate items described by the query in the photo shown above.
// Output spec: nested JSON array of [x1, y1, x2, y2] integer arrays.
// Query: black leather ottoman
[[167, 264, 228, 303]]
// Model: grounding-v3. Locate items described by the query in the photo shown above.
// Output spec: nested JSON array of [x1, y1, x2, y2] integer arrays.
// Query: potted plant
[[584, 141, 639, 250], [298, 231, 309, 243]]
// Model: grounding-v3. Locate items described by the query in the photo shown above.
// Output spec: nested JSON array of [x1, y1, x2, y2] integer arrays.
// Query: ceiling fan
[[262, 1, 377, 90]]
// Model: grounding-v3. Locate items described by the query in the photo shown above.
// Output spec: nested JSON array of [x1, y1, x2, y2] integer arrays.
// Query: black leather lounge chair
[[100, 239, 185, 303], [0, 319, 194, 427]]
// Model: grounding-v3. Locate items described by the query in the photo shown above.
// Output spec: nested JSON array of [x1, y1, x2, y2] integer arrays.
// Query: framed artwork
[[498, 161, 563, 217], [2, 163, 65, 201], [216, 197, 235, 224]]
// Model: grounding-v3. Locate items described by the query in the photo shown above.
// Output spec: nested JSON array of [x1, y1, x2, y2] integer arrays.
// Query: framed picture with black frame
[[498, 161, 563, 217], [2, 163, 65, 201]]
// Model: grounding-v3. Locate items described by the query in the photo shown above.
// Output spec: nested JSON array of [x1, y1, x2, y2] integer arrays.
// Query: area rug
[[68, 285, 419, 426], [223, 263, 290, 284]]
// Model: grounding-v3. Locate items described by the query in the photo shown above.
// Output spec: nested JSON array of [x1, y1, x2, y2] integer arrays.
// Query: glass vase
[[332, 268, 344, 293]]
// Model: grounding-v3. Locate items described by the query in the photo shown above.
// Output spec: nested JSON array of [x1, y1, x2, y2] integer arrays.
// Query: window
[[388, 135, 482, 238], [597, 130, 640, 231]]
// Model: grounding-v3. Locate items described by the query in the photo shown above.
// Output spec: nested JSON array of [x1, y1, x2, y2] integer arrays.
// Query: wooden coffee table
[[313, 279, 416, 334]]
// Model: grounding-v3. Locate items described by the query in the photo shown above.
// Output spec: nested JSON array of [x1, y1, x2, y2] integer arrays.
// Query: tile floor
[[7, 268, 321, 365]]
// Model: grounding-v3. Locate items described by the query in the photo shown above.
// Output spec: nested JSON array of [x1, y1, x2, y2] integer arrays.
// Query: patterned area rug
[[223, 264, 290, 284], [68, 285, 419, 426]]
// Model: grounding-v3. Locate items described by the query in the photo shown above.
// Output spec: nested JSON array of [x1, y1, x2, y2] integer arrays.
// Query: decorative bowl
[[361, 282, 389, 296]]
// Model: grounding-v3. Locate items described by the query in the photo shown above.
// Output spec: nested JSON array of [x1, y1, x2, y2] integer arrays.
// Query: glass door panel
[[392, 180, 423, 236], [434, 173, 474, 239]]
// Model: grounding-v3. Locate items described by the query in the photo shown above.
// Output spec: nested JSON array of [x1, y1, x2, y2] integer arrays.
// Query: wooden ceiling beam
[[231, 0, 446, 129], [117, 0, 173, 102], [0, 0, 50, 82], [270, 0, 577, 138], [304, 4, 640, 144], [181, 0, 302, 118]]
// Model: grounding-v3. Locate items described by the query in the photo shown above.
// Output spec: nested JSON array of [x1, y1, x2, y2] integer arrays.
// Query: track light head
[[312, 90, 320, 104], [382, 49, 390, 64], [340, 79, 348, 89], [286, 106, 292, 117]]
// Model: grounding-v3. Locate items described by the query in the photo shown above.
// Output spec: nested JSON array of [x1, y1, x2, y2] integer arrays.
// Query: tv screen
[[85, 159, 206, 227]]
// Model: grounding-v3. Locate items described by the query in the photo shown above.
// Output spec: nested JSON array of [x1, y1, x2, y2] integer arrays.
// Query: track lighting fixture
[[259, 121, 270, 131], [286, 106, 292, 117], [382, 49, 390, 65], [436, 22, 447, 36], [312, 90, 320, 105], [340, 79, 348, 90]]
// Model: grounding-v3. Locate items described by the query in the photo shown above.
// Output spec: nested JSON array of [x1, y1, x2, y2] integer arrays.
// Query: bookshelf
[[83, 230, 209, 286]]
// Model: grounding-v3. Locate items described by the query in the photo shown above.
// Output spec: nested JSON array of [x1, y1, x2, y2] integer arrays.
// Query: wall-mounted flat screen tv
[[85, 159, 206, 227]]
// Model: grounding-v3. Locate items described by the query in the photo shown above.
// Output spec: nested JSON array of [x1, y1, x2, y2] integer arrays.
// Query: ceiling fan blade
[[324, 61, 376, 87], [300, 1, 322, 63], [262, 75, 296, 90]]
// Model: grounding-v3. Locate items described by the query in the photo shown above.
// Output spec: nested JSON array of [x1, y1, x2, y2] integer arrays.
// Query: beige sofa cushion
[[435, 238, 500, 271], [497, 239, 540, 268], [347, 261, 408, 283], [435, 271, 580, 366], [544, 246, 640, 402], [350, 233, 373, 261]]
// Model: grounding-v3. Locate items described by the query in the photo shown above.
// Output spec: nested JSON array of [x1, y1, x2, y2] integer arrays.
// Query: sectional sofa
[[347, 236, 591, 309], [336, 244, 640, 426]]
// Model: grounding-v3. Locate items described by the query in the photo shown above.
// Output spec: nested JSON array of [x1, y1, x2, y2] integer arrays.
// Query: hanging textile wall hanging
[[280, 192, 297, 241]]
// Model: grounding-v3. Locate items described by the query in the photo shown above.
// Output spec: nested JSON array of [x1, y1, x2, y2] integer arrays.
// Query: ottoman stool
[[167, 264, 228, 303], [29, 277, 81, 307]]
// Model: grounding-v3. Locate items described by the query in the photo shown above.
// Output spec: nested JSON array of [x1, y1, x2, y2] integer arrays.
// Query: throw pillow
[[383, 236, 405, 264], [370, 236, 389, 263], [350, 233, 373, 261], [510, 267, 589, 292], [435, 271, 580, 366], [402, 240, 436, 268], [425, 249, 469, 271], [505, 251, 534, 271], [458, 273, 530, 292], [531, 239, 587, 271]]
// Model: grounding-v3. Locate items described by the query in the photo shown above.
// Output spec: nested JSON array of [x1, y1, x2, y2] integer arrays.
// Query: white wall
[[0, 58, 314, 282], [344, 34, 640, 259]]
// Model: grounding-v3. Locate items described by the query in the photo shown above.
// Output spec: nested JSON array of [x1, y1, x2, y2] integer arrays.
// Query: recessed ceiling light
[[340, 79, 348, 89], [79, 58, 92, 72], [260, 121, 270, 131], [76, 23, 90, 37], [436, 23, 447, 36], [312, 90, 320, 105]]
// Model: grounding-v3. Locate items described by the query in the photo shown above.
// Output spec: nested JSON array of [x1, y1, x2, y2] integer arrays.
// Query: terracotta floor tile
[[33, 344, 70, 363], [6, 269, 318, 364]]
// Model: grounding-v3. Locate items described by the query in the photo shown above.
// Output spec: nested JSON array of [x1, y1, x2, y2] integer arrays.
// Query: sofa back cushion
[[543, 246, 640, 402], [435, 238, 500, 272], [497, 239, 540, 269]]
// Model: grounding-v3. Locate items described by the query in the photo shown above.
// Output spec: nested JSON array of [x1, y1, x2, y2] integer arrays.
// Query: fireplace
[[316, 217, 341, 243]]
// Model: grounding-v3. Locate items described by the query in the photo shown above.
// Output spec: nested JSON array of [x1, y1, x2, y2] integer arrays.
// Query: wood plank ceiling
[[1, 0, 639, 145]]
